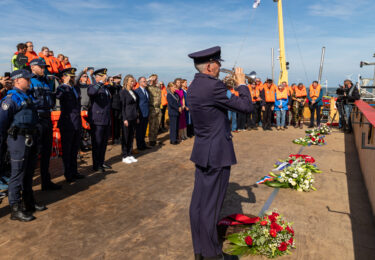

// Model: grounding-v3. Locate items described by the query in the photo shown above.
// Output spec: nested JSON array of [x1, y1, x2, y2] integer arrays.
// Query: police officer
[[108, 74, 122, 144], [56, 68, 85, 182], [146, 74, 161, 146], [87, 68, 112, 173], [0, 70, 47, 221], [29, 58, 61, 190], [187, 46, 252, 260]]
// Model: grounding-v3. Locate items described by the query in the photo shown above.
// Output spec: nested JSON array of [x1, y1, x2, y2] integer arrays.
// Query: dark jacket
[[120, 89, 139, 121], [134, 87, 149, 118], [56, 83, 82, 130], [167, 92, 181, 116], [108, 83, 122, 110], [87, 82, 111, 126], [187, 73, 253, 168]]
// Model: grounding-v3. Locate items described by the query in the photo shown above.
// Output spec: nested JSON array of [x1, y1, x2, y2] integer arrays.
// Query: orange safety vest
[[263, 84, 276, 102], [276, 88, 288, 100], [25, 51, 38, 63], [161, 86, 168, 106], [250, 87, 260, 102], [309, 84, 321, 101], [62, 62, 72, 69], [230, 88, 239, 97], [256, 82, 263, 92], [295, 86, 307, 97]]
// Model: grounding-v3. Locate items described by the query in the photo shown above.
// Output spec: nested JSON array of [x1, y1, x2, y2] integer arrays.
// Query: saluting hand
[[234, 67, 246, 86]]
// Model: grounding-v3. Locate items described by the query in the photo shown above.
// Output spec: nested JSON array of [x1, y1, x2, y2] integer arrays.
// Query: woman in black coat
[[167, 82, 181, 144], [119, 74, 139, 163]]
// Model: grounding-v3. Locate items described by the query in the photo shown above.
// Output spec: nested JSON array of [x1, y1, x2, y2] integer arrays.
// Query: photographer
[[336, 79, 360, 132]]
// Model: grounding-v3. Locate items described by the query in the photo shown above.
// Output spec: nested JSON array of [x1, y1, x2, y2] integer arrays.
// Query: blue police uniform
[[29, 58, 59, 190], [0, 70, 42, 221], [87, 68, 111, 172], [56, 68, 83, 182], [187, 47, 253, 259]]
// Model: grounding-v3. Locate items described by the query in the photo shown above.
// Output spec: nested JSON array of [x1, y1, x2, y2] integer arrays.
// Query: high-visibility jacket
[[62, 62, 71, 69], [263, 84, 276, 102], [309, 84, 321, 101], [161, 86, 168, 106], [250, 87, 260, 102], [230, 88, 239, 97], [38, 52, 54, 73], [49, 56, 61, 74], [276, 87, 288, 100], [25, 51, 38, 63], [256, 82, 263, 92], [295, 86, 307, 97]]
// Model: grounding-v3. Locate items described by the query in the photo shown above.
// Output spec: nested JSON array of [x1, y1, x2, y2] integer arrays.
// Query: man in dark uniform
[[29, 58, 61, 190], [87, 68, 112, 173], [0, 70, 47, 221], [108, 74, 122, 144], [187, 46, 253, 260], [56, 68, 85, 182]]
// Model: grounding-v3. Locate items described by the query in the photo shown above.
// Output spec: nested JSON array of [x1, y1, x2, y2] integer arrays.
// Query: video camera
[[336, 85, 349, 101]]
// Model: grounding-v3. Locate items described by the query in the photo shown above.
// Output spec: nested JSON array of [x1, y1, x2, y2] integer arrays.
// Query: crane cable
[[233, 7, 258, 69], [283, 1, 310, 83]]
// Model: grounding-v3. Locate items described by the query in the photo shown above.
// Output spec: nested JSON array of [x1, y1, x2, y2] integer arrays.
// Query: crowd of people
[[0, 41, 360, 224]]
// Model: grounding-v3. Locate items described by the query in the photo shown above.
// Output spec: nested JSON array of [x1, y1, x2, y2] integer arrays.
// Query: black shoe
[[34, 203, 47, 211], [171, 141, 178, 145], [10, 203, 35, 222], [74, 173, 85, 179], [98, 167, 105, 173], [284, 126, 288, 129], [42, 181, 62, 191], [203, 254, 223, 260], [144, 145, 152, 149], [102, 163, 112, 169], [66, 177, 76, 183], [195, 254, 203, 260], [138, 147, 146, 151], [149, 141, 156, 146], [22, 191, 47, 212], [308, 125, 314, 128]]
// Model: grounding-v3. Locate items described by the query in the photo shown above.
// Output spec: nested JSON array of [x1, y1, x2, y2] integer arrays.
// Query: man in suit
[[187, 46, 253, 260], [87, 68, 112, 173], [134, 77, 150, 150]]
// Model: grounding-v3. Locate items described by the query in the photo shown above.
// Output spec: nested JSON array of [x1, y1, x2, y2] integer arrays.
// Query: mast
[[274, 0, 288, 85], [318, 47, 326, 84]]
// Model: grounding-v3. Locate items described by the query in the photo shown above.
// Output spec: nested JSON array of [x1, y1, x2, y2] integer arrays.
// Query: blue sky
[[0, 0, 374, 86]]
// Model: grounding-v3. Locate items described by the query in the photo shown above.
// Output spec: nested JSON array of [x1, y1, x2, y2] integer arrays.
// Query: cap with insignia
[[188, 46, 224, 65], [93, 68, 108, 76], [60, 68, 77, 77], [30, 58, 49, 67], [113, 74, 122, 79], [10, 69, 33, 80]]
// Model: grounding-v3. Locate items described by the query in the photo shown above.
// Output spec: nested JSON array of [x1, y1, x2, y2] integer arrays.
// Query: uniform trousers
[[60, 128, 81, 180], [190, 165, 231, 258], [37, 118, 53, 185], [112, 109, 122, 141], [148, 108, 161, 142], [136, 116, 149, 149], [7, 135, 37, 205], [168, 115, 179, 143], [121, 120, 136, 157], [160, 105, 167, 129], [91, 124, 110, 169], [237, 112, 246, 130], [309, 104, 321, 126], [262, 102, 274, 129]]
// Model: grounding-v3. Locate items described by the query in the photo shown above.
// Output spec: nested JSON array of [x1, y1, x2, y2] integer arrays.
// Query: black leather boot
[[22, 191, 47, 212], [195, 254, 203, 260], [10, 203, 35, 222]]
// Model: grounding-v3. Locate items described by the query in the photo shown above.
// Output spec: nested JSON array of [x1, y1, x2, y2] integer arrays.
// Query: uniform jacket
[[134, 87, 149, 118], [108, 83, 121, 110], [119, 89, 139, 121], [87, 82, 111, 126], [187, 73, 253, 168], [146, 84, 161, 110], [167, 92, 181, 117], [56, 83, 82, 130], [29, 75, 55, 112]]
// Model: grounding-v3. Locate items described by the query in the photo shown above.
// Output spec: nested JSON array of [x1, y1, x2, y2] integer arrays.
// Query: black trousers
[[112, 109, 121, 141], [190, 165, 231, 258], [256, 103, 262, 124], [136, 116, 148, 149], [187, 124, 194, 137], [169, 115, 179, 143], [91, 124, 110, 169], [249, 103, 259, 127], [262, 103, 274, 129], [237, 112, 246, 130], [121, 120, 136, 157], [61, 128, 80, 180], [309, 104, 321, 126], [161, 105, 167, 129], [37, 118, 53, 185]]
